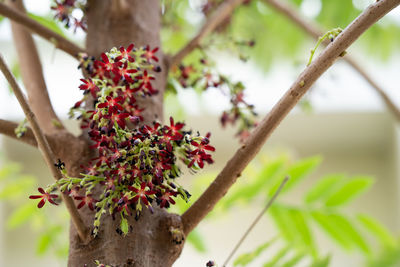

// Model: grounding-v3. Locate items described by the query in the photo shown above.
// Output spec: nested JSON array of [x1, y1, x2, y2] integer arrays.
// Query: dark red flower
[[156, 190, 177, 208], [79, 78, 99, 98], [142, 46, 159, 62], [97, 96, 124, 113], [128, 182, 156, 206], [74, 194, 97, 210], [29, 187, 58, 208], [116, 44, 135, 62]]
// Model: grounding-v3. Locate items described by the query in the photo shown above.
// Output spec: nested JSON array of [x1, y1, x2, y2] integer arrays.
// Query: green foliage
[[186, 229, 207, 253], [323, 177, 373, 207], [0, 161, 69, 259], [233, 238, 277, 266]]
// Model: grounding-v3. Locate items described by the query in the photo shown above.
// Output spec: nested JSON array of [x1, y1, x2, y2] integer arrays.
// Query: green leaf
[[36, 225, 62, 255], [269, 205, 299, 243], [288, 208, 315, 253], [27, 13, 66, 37], [0, 176, 35, 199], [223, 157, 286, 210], [7, 202, 37, 229], [324, 177, 373, 207], [269, 156, 322, 196], [263, 246, 291, 267], [186, 229, 207, 253], [234, 238, 277, 266], [0, 163, 21, 182], [120, 217, 129, 235], [358, 214, 397, 248], [310, 255, 331, 267], [304, 174, 345, 204], [311, 211, 370, 253], [280, 251, 307, 267]]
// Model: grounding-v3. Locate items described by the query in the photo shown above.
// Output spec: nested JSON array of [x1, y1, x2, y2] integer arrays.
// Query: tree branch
[[0, 2, 85, 59], [0, 118, 37, 147], [168, 0, 246, 68], [181, 0, 400, 235], [222, 176, 289, 267], [264, 0, 400, 122], [7, 0, 64, 133], [0, 54, 90, 243]]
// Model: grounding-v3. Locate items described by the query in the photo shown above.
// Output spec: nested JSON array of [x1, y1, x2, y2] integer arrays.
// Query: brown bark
[[7, 0, 64, 134], [68, 1, 184, 266]]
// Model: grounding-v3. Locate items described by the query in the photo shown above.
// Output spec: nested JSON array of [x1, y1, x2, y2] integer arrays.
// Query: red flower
[[97, 96, 124, 113], [79, 78, 99, 98], [29, 187, 58, 208], [116, 44, 135, 62], [112, 62, 137, 84], [74, 194, 98, 210], [128, 182, 156, 206], [142, 46, 159, 62], [99, 53, 122, 72], [165, 116, 184, 140], [190, 140, 215, 155], [156, 190, 177, 208]]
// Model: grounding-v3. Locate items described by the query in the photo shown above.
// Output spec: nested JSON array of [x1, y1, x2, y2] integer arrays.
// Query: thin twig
[[0, 54, 90, 243], [264, 0, 400, 122], [7, 0, 64, 133], [0, 3, 85, 59], [0, 118, 37, 147], [181, 0, 400, 235], [222, 176, 289, 267], [168, 0, 246, 68]]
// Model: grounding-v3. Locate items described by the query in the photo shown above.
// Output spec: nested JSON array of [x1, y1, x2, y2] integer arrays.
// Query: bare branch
[[169, 0, 246, 68], [7, 0, 64, 133], [264, 0, 400, 122], [0, 2, 85, 59], [0, 54, 90, 243], [0, 118, 37, 147], [222, 176, 289, 267], [181, 0, 400, 235]]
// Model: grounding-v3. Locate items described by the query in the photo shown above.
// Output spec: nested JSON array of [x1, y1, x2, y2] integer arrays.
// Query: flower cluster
[[30, 44, 215, 236], [172, 57, 257, 142], [51, 0, 87, 32]]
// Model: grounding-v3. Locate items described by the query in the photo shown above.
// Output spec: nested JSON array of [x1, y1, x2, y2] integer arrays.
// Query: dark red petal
[[38, 199, 46, 208], [29, 195, 42, 199], [77, 201, 85, 209], [38, 187, 45, 194]]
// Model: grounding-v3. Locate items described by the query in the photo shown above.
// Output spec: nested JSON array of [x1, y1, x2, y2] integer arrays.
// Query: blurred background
[[0, 0, 400, 266]]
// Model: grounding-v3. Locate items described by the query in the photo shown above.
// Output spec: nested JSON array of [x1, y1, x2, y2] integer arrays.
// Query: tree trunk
[[67, 1, 185, 266]]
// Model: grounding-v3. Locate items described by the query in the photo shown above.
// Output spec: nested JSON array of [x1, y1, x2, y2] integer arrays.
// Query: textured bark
[[68, 1, 184, 266], [7, 0, 63, 133]]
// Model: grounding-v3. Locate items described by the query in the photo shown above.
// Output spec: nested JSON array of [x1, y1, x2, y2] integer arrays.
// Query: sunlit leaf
[[263, 246, 291, 267], [324, 177, 373, 207], [304, 174, 345, 204], [281, 251, 307, 267], [288, 208, 315, 253], [7, 202, 37, 229], [269, 156, 322, 196], [311, 211, 370, 253], [310, 255, 331, 267], [358, 214, 397, 248], [187, 229, 207, 253], [234, 237, 277, 266]]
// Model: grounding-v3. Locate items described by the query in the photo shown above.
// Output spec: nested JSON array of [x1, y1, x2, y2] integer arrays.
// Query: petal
[[37, 199, 46, 208]]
